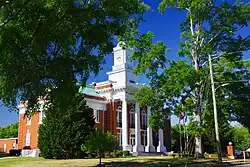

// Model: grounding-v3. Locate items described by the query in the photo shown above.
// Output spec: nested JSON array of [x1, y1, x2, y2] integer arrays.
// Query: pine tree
[[38, 94, 95, 159]]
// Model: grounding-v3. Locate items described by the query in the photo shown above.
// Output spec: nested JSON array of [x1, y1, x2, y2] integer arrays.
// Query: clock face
[[117, 56, 122, 62]]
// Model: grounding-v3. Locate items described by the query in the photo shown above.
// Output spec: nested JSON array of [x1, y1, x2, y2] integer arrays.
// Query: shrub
[[122, 150, 131, 157], [9, 149, 22, 156]]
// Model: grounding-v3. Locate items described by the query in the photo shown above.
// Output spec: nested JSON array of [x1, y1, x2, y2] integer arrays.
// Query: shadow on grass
[[91, 157, 218, 167]]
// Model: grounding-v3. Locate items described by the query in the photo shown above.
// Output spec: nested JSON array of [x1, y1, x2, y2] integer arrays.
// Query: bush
[[38, 94, 95, 159], [121, 150, 131, 157], [9, 149, 22, 156]]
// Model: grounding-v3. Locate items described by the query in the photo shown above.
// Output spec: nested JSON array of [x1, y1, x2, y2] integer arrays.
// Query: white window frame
[[96, 110, 100, 123], [130, 133, 135, 146], [130, 107, 135, 128], [3, 144, 6, 152], [26, 116, 31, 125], [25, 130, 31, 146], [94, 110, 100, 123], [38, 104, 45, 124], [116, 106, 122, 128]]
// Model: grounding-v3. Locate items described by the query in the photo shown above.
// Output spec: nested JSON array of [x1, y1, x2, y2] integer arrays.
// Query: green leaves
[[81, 128, 117, 164], [38, 94, 95, 159], [232, 126, 250, 150], [0, 0, 148, 112], [0, 123, 18, 139], [128, 1, 250, 144]]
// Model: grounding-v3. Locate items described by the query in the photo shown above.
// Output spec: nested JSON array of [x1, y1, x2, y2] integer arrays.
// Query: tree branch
[[186, 8, 194, 36]]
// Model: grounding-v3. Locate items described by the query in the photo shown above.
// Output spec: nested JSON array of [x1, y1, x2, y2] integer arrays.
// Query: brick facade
[[0, 138, 18, 153], [17, 98, 172, 152], [18, 113, 40, 149]]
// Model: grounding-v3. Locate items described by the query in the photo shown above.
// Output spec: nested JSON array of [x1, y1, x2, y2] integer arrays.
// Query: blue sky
[[0, 0, 249, 127]]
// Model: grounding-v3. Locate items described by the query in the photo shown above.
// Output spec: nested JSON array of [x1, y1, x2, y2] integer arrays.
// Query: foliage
[[123, 0, 250, 156], [0, 0, 149, 112], [0, 122, 18, 138], [231, 126, 250, 150], [81, 129, 118, 165], [38, 94, 95, 159]]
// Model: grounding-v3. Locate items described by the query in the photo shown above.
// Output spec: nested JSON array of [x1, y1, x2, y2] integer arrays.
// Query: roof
[[78, 86, 102, 98]]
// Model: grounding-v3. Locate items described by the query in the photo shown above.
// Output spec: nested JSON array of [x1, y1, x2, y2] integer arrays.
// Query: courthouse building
[[17, 43, 171, 156]]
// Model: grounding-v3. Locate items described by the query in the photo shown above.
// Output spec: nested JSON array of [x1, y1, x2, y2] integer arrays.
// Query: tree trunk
[[99, 154, 102, 166], [194, 59, 204, 158]]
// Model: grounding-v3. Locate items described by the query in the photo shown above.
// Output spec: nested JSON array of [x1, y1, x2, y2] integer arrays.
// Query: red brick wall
[[18, 113, 40, 149], [0, 138, 18, 153]]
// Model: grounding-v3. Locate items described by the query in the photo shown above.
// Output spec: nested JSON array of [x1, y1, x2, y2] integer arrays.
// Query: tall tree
[[122, 0, 250, 157], [0, 0, 149, 112], [38, 94, 95, 159]]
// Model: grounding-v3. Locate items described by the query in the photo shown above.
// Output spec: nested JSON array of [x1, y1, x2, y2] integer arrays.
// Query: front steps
[[132, 152, 168, 156]]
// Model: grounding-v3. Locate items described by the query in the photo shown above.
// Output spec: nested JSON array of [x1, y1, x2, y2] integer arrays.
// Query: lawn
[[0, 156, 220, 167]]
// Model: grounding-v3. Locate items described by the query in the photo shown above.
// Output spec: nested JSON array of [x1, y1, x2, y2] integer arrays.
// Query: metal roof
[[78, 86, 101, 97]]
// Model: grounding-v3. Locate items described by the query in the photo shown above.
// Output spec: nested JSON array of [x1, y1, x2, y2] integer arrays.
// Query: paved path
[[227, 165, 250, 167]]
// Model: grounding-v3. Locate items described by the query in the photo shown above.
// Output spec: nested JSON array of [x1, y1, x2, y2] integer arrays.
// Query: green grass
[[0, 156, 248, 167], [0, 156, 217, 167]]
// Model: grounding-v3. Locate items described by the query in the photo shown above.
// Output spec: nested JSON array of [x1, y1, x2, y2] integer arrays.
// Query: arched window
[[116, 105, 122, 128], [129, 106, 135, 128]]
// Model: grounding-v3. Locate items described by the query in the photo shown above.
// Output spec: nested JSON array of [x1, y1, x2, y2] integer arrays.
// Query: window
[[26, 116, 31, 125], [26, 130, 31, 146], [130, 107, 135, 128], [130, 133, 135, 146], [39, 110, 45, 123], [94, 110, 100, 123], [3, 144, 6, 152], [141, 109, 147, 129], [117, 132, 122, 146], [116, 106, 122, 128], [39, 104, 45, 123]]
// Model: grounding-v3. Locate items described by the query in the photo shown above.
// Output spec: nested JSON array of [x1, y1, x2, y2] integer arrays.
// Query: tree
[[231, 126, 250, 151], [0, 123, 18, 138], [0, 0, 149, 112], [38, 94, 95, 159], [122, 0, 250, 157], [81, 129, 118, 166]]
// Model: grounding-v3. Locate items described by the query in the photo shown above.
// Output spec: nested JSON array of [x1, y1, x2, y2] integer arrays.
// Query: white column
[[133, 103, 144, 153], [122, 99, 129, 151], [145, 107, 156, 152], [157, 129, 166, 152]]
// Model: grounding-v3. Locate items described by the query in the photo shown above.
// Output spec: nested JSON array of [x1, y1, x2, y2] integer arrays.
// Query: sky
[[0, 0, 250, 127]]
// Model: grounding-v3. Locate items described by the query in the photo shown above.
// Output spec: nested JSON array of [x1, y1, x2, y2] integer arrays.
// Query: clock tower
[[107, 42, 137, 85]]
